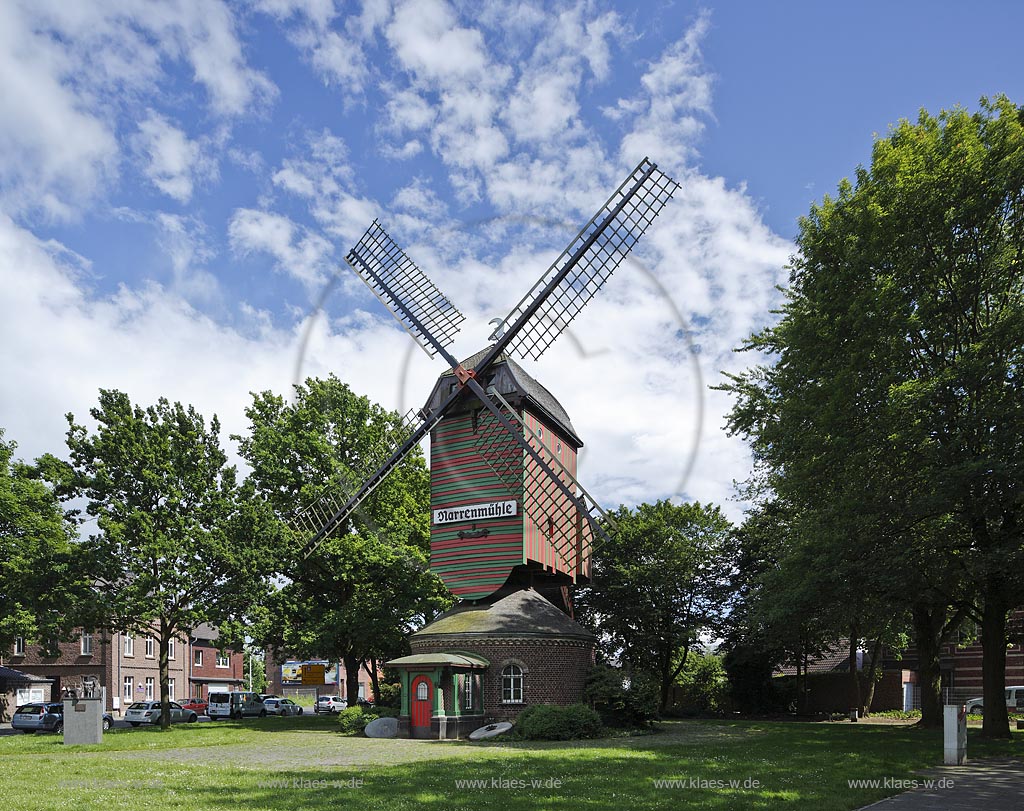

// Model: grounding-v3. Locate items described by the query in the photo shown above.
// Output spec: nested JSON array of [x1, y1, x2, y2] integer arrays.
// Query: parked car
[[123, 701, 199, 726], [258, 694, 280, 702], [11, 702, 115, 733], [207, 691, 266, 720], [965, 685, 1024, 715], [263, 698, 303, 716], [315, 695, 345, 714], [179, 697, 208, 715]]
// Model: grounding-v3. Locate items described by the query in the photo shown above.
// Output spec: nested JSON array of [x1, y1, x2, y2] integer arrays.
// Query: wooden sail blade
[[491, 158, 678, 361], [346, 220, 465, 358]]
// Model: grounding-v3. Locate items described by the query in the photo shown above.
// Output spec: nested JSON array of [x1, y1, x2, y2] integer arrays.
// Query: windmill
[[291, 158, 677, 611]]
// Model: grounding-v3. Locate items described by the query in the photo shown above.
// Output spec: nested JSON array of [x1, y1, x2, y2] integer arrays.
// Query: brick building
[[5, 625, 245, 713], [387, 586, 597, 739], [188, 624, 245, 700]]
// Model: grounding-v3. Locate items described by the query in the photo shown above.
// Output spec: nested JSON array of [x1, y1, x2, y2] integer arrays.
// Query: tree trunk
[[980, 585, 1011, 738], [159, 620, 171, 729], [344, 652, 360, 707], [367, 657, 381, 704], [861, 638, 884, 717], [912, 604, 943, 729], [848, 629, 861, 717]]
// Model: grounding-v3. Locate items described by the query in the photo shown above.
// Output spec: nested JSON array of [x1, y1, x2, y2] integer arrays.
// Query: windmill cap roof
[[411, 587, 596, 641], [433, 347, 581, 445]]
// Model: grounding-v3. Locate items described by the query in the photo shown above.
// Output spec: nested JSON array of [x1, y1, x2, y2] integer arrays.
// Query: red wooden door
[[410, 676, 432, 732]]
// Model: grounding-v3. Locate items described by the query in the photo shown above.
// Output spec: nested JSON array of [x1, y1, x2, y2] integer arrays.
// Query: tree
[[721, 97, 1024, 735], [243, 646, 267, 694], [236, 376, 449, 706], [0, 429, 96, 657], [63, 390, 277, 728], [577, 500, 734, 712]]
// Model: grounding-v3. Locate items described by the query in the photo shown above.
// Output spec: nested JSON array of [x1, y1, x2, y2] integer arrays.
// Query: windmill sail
[[346, 220, 466, 357], [472, 389, 615, 570], [300, 159, 676, 561], [292, 406, 444, 557], [492, 158, 678, 361]]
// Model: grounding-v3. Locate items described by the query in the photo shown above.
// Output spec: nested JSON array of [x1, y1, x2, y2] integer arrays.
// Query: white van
[[208, 691, 266, 720]]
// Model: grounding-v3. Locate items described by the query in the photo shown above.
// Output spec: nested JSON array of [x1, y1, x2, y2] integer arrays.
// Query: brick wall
[[411, 636, 595, 720], [775, 669, 912, 713]]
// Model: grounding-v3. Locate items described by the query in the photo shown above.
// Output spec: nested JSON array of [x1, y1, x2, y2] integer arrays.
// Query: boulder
[[364, 716, 399, 738]]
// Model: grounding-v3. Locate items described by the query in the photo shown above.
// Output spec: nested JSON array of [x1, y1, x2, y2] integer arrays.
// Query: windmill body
[[424, 348, 592, 605], [292, 158, 678, 738]]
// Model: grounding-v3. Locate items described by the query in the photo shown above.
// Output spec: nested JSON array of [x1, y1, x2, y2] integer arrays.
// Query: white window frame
[[501, 664, 524, 704], [123, 676, 134, 701], [145, 637, 154, 658], [415, 681, 428, 701], [14, 636, 25, 656], [463, 674, 475, 710], [194, 649, 204, 667], [124, 634, 134, 657], [145, 677, 155, 700], [167, 678, 176, 701], [80, 633, 93, 656], [215, 652, 229, 669], [168, 638, 175, 660]]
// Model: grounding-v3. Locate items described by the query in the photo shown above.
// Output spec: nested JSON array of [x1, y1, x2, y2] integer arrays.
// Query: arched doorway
[[410, 675, 433, 737]]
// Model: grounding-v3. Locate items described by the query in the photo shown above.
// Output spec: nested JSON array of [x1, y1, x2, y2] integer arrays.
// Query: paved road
[[858, 759, 1024, 810]]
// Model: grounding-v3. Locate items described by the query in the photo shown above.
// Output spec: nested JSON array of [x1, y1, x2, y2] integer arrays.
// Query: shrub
[[338, 703, 400, 734], [584, 665, 660, 726], [375, 682, 401, 708], [515, 704, 603, 740]]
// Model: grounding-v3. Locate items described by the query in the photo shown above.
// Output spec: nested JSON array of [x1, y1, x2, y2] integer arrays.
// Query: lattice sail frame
[[290, 407, 441, 547], [346, 220, 466, 357], [493, 158, 679, 360], [472, 389, 615, 577]]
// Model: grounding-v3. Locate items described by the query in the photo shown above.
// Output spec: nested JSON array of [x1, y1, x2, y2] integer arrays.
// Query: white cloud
[[0, 213, 426, 475], [255, 0, 371, 99], [228, 209, 334, 288], [253, 0, 337, 29], [0, 2, 118, 219], [387, 0, 490, 82], [0, 0, 275, 219], [135, 112, 210, 202], [618, 10, 715, 168]]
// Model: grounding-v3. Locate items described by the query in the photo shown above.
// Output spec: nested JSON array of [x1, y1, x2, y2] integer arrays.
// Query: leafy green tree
[[236, 376, 449, 706], [722, 97, 1024, 735], [243, 646, 267, 694], [62, 390, 278, 728], [0, 429, 97, 656], [577, 500, 734, 712]]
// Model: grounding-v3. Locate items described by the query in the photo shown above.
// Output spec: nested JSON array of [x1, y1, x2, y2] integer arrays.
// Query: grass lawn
[[2, 716, 1021, 810]]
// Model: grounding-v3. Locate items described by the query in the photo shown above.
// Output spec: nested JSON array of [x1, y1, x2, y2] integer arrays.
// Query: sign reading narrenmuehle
[[433, 500, 517, 525]]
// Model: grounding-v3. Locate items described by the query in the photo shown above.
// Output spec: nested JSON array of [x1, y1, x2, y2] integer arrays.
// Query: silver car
[[11, 702, 64, 734], [263, 698, 303, 716], [123, 700, 198, 726]]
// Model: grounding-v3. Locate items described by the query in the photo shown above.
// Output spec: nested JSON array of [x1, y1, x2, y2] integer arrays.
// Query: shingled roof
[[425, 347, 581, 446], [411, 588, 596, 642]]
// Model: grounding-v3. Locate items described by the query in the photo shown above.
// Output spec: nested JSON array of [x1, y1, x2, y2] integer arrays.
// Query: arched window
[[415, 680, 429, 701], [501, 664, 524, 703]]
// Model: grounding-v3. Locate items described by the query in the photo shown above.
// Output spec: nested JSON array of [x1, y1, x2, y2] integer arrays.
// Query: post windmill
[[292, 158, 677, 738]]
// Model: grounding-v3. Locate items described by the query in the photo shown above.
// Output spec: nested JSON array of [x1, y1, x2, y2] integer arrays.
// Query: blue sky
[[2, 0, 1022, 518]]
